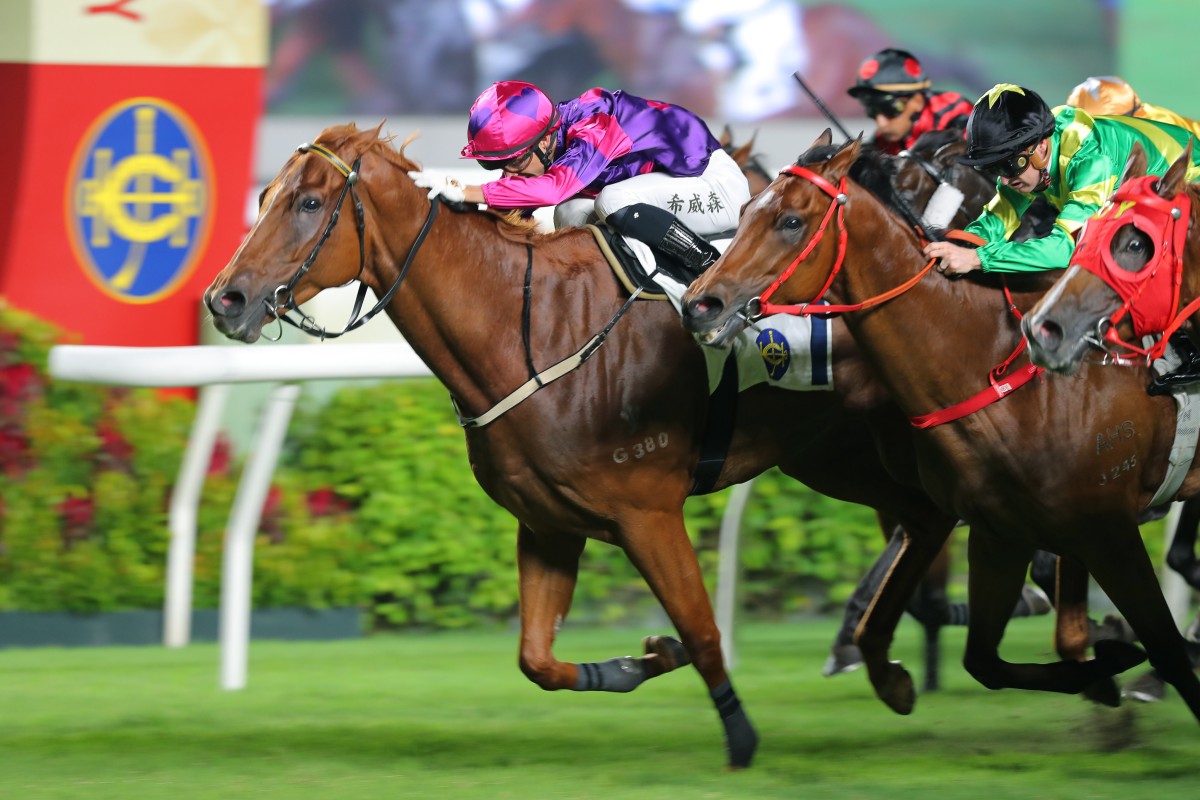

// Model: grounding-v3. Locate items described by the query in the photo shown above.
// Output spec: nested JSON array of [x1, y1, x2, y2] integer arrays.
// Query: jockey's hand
[[923, 241, 982, 276], [407, 170, 467, 204]]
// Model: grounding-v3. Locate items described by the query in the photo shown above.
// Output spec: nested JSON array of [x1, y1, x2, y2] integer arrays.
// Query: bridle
[[743, 164, 937, 320], [263, 141, 439, 340]]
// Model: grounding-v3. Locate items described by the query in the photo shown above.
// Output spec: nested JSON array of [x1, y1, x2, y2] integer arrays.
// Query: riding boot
[[1148, 331, 1200, 396], [605, 203, 720, 279]]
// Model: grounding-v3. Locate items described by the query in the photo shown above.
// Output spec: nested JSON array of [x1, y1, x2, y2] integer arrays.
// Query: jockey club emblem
[[66, 97, 212, 303], [755, 328, 791, 381]]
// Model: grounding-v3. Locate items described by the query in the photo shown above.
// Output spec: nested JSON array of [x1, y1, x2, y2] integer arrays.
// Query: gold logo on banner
[[67, 97, 213, 303]]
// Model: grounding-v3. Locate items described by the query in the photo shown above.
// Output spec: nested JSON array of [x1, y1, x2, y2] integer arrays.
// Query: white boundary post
[[220, 383, 302, 690], [715, 478, 755, 670], [48, 343, 432, 690], [164, 383, 230, 647], [1161, 502, 1192, 627]]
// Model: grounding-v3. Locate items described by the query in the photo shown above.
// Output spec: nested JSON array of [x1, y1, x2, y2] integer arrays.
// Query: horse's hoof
[[823, 644, 863, 677], [1019, 584, 1053, 616], [1094, 638, 1148, 674], [873, 661, 916, 715], [1122, 670, 1166, 704], [642, 635, 691, 671], [1082, 676, 1122, 708]]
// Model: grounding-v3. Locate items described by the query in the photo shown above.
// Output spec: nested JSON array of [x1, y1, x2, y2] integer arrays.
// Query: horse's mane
[[311, 123, 566, 245], [794, 141, 907, 218]]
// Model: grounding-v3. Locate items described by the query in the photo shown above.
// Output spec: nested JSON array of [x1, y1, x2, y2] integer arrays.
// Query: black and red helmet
[[847, 49, 931, 99]]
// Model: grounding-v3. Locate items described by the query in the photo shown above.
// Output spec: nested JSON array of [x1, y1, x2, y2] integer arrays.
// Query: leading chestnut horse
[[681, 131, 1200, 724], [204, 124, 962, 768]]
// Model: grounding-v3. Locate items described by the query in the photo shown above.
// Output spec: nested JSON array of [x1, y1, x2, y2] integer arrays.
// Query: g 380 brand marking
[[613, 433, 669, 463]]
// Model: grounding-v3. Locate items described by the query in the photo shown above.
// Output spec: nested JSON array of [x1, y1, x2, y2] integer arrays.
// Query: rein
[[264, 142, 439, 341], [747, 162, 1043, 428]]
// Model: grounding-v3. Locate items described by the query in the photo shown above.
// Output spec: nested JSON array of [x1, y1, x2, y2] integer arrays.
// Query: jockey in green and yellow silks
[[923, 83, 1200, 276]]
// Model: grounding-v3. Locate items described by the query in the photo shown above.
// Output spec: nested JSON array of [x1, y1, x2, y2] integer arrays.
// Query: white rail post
[[715, 478, 755, 670], [164, 383, 230, 647], [219, 382, 302, 691], [1161, 501, 1193, 628]]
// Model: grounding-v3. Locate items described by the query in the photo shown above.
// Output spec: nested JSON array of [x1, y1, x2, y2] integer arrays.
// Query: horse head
[[205, 122, 419, 343], [1024, 141, 1200, 374], [683, 129, 877, 346]]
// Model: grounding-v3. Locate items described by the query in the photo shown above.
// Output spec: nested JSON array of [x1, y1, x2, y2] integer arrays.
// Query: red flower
[[58, 495, 95, 545], [0, 426, 29, 476], [207, 435, 232, 476], [306, 486, 352, 517]]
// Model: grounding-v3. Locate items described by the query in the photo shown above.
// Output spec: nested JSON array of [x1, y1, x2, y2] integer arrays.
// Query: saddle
[[586, 223, 728, 299]]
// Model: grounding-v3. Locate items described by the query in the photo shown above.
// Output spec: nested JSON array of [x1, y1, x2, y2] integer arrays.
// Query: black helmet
[[847, 49, 930, 99], [959, 84, 1056, 166]]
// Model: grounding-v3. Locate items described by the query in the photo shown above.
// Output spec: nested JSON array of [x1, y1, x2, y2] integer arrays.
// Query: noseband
[[264, 142, 440, 340]]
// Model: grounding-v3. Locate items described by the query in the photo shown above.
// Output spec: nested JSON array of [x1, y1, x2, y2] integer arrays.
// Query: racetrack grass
[[1, 617, 1197, 799]]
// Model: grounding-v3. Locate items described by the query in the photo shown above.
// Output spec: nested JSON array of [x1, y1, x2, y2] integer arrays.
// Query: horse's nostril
[[1037, 320, 1063, 351], [211, 289, 246, 316]]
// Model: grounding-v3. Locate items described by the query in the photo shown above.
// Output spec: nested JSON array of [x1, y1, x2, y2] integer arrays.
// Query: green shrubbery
[[0, 300, 947, 627]]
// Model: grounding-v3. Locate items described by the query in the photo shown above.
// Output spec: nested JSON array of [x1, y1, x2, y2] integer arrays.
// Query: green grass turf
[[1, 617, 1197, 799]]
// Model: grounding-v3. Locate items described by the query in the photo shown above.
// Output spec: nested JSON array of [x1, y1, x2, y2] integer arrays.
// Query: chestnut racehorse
[[681, 131, 1200, 723], [204, 124, 964, 768]]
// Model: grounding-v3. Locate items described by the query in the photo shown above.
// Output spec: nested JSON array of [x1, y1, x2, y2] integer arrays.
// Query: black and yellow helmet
[[959, 84, 1055, 166]]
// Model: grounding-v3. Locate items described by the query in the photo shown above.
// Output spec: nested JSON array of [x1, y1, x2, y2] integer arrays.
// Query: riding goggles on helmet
[[861, 93, 909, 119]]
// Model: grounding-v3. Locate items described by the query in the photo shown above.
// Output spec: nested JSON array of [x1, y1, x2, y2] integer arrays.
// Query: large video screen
[[265, 0, 1115, 121]]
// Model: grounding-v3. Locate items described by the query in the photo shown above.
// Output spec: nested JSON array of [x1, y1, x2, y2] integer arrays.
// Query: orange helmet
[[1066, 76, 1141, 117]]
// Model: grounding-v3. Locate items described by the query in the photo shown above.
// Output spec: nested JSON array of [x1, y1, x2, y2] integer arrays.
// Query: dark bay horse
[[204, 124, 962, 767], [680, 131, 1200, 723]]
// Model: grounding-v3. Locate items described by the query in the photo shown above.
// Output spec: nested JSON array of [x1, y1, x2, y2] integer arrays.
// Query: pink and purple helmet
[[460, 80, 561, 161]]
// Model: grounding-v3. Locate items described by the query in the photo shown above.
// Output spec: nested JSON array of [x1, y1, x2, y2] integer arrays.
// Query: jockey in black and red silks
[[847, 48, 974, 156]]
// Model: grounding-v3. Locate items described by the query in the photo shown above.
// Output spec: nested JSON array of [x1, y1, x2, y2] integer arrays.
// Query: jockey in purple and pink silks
[[408, 81, 751, 273]]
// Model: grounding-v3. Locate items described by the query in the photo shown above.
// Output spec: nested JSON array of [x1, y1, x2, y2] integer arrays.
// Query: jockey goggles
[[861, 93, 909, 119], [973, 146, 1037, 181], [479, 147, 536, 173]]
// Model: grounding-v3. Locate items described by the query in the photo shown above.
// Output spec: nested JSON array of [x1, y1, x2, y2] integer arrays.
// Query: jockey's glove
[[407, 170, 467, 204]]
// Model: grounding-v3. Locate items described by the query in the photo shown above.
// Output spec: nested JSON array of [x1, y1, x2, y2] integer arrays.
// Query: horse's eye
[[781, 216, 802, 231], [1126, 238, 1144, 253], [300, 197, 322, 213]]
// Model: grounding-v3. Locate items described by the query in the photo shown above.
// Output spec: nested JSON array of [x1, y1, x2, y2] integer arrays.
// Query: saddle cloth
[[587, 224, 833, 394]]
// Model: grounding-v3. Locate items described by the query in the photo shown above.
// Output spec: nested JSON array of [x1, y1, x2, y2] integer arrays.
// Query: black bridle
[[264, 141, 439, 340]]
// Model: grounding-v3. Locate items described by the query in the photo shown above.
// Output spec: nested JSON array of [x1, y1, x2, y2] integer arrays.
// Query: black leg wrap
[[710, 679, 758, 768], [572, 657, 647, 693], [606, 203, 719, 277]]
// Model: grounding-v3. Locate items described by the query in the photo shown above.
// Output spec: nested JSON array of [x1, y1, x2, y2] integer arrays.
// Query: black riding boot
[[1148, 331, 1200, 396], [606, 203, 720, 280]]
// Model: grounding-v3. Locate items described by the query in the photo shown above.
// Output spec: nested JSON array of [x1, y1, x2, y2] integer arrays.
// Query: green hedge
[[0, 300, 1014, 627]]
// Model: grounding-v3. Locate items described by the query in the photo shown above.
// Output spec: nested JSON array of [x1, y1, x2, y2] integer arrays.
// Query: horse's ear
[[1156, 140, 1192, 199], [810, 128, 833, 149], [718, 124, 733, 148], [1118, 141, 1149, 186], [827, 134, 862, 179]]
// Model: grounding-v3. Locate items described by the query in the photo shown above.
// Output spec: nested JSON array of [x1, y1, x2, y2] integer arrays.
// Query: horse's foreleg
[[1084, 531, 1200, 724], [619, 510, 757, 769], [515, 523, 587, 691], [1051, 556, 1122, 705], [854, 520, 955, 715], [963, 527, 1145, 696]]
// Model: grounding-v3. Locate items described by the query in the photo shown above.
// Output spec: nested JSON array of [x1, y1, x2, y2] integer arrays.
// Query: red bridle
[[750, 165, 937, 318], [1071, 174, 1194, 361]]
